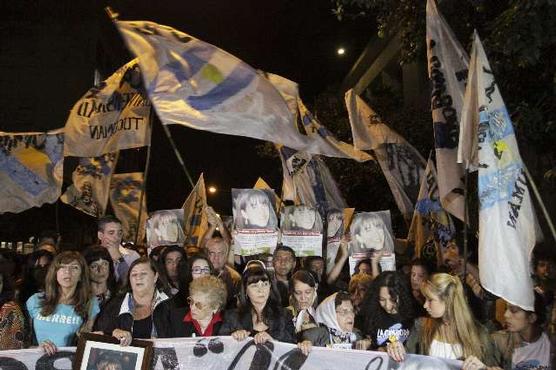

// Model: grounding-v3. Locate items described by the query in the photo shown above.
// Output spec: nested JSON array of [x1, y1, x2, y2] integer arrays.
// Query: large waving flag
[[408, 158, 456, 267], [114, 21, 318, 156], [0, 130, 64, 214], [64, 59, 152, 157], [426, 0, 469, 222], [61, 152, 119, 217], [460, 33, 542, 310], [345, 90, 426, 221], [109, 172, 148, 243], [181, 173, 209, 246]]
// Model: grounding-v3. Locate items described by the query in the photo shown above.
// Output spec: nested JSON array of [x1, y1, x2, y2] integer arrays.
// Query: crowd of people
[[0, 213, 553, 369]]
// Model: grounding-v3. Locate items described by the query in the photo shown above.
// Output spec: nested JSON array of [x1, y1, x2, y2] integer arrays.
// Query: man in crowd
[[97, 215, 139, 284], [273, 245, 297, 306], [205, 236, 240, 308]]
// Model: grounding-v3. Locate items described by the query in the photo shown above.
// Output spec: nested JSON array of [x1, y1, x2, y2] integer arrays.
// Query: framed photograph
[[74, 333, 153, 370]]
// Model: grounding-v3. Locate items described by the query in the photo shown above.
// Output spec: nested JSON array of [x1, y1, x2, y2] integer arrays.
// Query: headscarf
[[315, 293, 356, 345]]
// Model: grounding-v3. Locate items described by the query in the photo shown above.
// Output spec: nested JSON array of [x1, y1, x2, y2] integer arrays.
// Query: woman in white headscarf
[[297, 292, 371, 354]]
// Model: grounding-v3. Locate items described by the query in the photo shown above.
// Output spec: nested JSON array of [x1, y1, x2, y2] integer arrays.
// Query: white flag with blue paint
[[0, 130, 64, 214], [116, 20, 343, 156], [460, 33, 542, 310]]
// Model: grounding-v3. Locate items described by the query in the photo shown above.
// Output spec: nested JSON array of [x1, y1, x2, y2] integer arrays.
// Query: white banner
[[280, 205, 324, 257], [0, 336, 461, 370], [0, 129, 64, 214], [64, 59, 152, 157]]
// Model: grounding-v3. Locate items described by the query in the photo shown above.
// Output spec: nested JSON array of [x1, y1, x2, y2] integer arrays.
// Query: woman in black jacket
[[94, 257, 173, 344], [220, 265, 295, 344]]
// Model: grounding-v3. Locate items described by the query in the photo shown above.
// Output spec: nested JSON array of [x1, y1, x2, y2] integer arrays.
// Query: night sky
[[0, 0, 374, 243]]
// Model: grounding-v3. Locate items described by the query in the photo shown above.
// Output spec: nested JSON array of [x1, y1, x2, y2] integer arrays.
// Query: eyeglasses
[[336, 308, 355, 316], [187, 297, 208, 310], [59, 264, 81, 273], [192, 267, 211, 275]]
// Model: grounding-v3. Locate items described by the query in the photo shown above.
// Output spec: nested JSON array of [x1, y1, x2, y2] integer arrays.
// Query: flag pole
[[523, 165, 556, 242], [161, 123, 195, 188], [463, 162, 469, 279], [134, 112, 154, 245]]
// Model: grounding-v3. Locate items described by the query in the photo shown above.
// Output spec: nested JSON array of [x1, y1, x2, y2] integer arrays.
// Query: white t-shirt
[[512, 332, 551, 370], [429, 339, 463, 360]]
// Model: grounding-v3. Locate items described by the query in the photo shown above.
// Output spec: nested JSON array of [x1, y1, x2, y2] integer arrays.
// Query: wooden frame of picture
[[73, 333, 153, 370]]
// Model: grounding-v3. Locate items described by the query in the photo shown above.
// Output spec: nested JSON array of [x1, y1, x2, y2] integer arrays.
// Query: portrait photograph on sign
[[146, 209, 185, 248], [232, 188, 279, 255], [280, 205, 323, 257], [74, 333, 152, 370], [325, 209, 344, 272], [348, 210, 395, 274]]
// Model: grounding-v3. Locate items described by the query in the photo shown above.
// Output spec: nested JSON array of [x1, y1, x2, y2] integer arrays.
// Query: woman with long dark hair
[[220, 265, 295, 343], [360, 271, 415, 349], [26, 251, 99, 354], [83, 246, 117, 308]]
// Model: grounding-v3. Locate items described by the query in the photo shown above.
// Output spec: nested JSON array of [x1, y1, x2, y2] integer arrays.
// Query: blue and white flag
[[115, 20, 349, 157], [0, 130, 64, 214], [408, 158, 456, 267], [61, 152, 119, 217], [460, 33, 542, 310], [64, 59, 152, 157], [345, 90, 426, 221], [426, 0, 469, 222]]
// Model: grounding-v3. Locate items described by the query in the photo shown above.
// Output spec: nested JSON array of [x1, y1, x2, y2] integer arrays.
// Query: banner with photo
[[325, 209, 344, 272], [232, 189, 279, 256], [109, 172, 148, 243], [348, 210, 395, 275], [64, 59, 152, 157], [146, 209, 185, 248], [61, 152, 119, 217], [0, 336, 461, 370], [280, 205, 323, 257], [0, 129, 64, 214]]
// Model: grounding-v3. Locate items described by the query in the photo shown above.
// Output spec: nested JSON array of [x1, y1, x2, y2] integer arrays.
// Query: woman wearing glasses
[[297, 291, 371, 354], [174, 254, 215, 307], [94, 257, 173, 345], [220, 265, 295, 344], [165, 275, 227, 337], [26, 251, 100, 355]]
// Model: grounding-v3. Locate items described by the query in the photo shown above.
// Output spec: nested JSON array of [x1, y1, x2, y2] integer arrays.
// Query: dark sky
[[0, 0, 374, 242]]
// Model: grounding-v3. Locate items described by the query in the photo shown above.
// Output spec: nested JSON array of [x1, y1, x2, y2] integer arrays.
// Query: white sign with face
[[280, 205, 323, 257]]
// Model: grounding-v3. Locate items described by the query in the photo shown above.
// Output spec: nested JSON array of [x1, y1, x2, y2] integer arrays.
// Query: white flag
[[463, 33, 542, 310], [115, 20, 360, 158], [64, 59, 152, 157], [61, 152, 119, 217], [345, 90, 425, 220], [0, 130, 64, 214], [426, 0, 469, 222]]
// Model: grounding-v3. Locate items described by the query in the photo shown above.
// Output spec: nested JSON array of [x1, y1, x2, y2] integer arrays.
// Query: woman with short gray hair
[[164, 275, 227, 337]]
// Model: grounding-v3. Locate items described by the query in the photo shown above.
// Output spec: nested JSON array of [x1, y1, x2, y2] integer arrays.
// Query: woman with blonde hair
[[387, 273, 498, 369], [26, 251, 100, 355]]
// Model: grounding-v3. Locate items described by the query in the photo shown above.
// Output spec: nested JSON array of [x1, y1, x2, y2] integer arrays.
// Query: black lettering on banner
[[365, 355, 384, 370], [35, 351, 74, 370], [88, 117, 145, 140], [272, 348, 307, 370], [506, 169, 528, 229], [0, 356, 28, 370], [150, 347, 179, 370], [227, 340, 273, 370]]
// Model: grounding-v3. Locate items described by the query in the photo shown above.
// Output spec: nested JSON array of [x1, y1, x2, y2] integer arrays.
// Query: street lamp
[[337, 47, 345, 56], [208, 186, 217, 194]]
